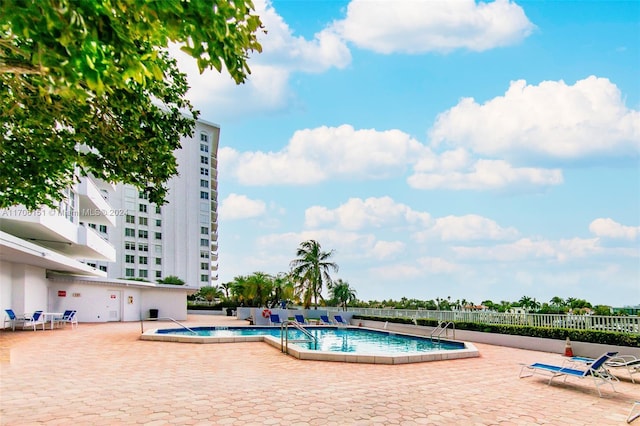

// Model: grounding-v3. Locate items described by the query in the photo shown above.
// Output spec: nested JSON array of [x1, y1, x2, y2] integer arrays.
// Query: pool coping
[[140, 325, 480, 364]]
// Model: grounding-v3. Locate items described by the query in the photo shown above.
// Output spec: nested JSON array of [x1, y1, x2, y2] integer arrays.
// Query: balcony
[[77, 177, 116, 226], [75, 225, 116, 261], [0, 206, 79, 247]]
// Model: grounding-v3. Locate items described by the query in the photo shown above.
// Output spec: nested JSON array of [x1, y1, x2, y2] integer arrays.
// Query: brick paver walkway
[[1, 315, 637, 425]]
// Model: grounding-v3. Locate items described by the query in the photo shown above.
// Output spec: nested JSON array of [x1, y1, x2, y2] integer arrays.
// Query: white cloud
[[430, 76, 640, 161], [589, 218, 639, 240], [222, 125, 427, 185], [452, 237, 602, 262], [371, 241, 406, 259], [408, 158, 563, 191], [219, 194, 267, 220], [332, 0, 534, 54], [305, 196, 431, 230], [416, 214, 519, 242]]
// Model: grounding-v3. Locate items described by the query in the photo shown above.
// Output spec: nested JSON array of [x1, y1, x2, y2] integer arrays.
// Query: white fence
[[327, 307, 640, 334]]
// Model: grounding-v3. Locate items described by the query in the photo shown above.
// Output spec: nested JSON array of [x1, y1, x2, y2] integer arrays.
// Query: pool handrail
[[140, 316, 197, 335], [281, 320, 317, 353], [431, 321, 455, 342]]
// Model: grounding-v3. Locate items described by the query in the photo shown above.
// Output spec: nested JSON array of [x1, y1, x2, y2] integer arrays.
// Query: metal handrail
[[430, 321, 455, 342], [280, 320, 317, 354], [140, 316, 197, 334]]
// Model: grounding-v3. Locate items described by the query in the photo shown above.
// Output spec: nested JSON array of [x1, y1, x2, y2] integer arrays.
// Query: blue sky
[[173, 0, 639, 307]]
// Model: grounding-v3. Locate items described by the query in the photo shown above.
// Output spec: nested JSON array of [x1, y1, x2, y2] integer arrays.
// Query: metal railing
[[431, 321, 455, 342], [326, 307, 640, 335], [140, 316, 197, 334], [280, 320, 317, 354]]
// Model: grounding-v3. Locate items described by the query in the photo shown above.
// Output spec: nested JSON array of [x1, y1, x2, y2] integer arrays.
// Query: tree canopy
[[0, 0, 263, 209]]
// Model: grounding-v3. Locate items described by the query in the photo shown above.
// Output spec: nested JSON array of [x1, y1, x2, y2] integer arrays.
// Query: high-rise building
[[101, 119, 220, 288]]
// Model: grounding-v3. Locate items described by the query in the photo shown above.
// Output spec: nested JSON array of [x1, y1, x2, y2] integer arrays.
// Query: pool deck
[[1, 314, 638, 425]]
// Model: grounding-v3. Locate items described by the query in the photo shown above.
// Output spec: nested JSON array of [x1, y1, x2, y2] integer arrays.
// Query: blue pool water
[[155, 326, 464, 355]]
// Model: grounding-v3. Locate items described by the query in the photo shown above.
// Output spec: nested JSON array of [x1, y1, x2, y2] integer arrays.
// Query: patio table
[[42, 312, 63, 330]]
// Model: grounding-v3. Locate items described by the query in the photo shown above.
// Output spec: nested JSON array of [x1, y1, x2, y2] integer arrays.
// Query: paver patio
[[1, 314, 637, 425]]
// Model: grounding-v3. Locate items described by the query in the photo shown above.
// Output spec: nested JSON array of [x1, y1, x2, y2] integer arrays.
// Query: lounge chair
[[4, 309, 25, 331], [333, 315, 348, 325], [294, 314, 307, 324], [567, 354, 640, 384], [56, 310, 78, 329], [21, 310, 46, 331], [519, 351, 619, 397], [319, 315, 331, 325], [269, 313, 282, 325]]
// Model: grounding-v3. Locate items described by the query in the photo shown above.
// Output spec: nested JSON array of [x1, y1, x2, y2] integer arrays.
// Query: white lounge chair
[[21, 311, 46, 331], [519, 351, 619, 397]]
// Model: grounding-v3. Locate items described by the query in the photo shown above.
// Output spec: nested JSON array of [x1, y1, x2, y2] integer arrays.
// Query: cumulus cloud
[[222, 125, 427, 185], [171, 0, 351, 119], [452, 237, 602, 262], [430, 76, 640, 161], [331, 0, 534, 54], [305, 196, 431, 230], [589, 218, 639, 240], [416, 214, 519, 242], [219, 194, 267, 220]]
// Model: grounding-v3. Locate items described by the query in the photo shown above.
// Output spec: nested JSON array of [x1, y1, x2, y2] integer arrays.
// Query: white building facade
[[0, 118, 218, 324], [103, 119, 220, 288]]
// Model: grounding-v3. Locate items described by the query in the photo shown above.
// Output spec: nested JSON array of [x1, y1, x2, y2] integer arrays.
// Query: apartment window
[[139, 256, 148, 265], [155, 232, 162, 240], [125, 228, 135, 237], [138, 230, 148, 239], [139, 204, 147, 213], [125, 268, 134, 277], [99, 265, 107, 272], [139, 217, 148, 226], [200, 155, 208, 165], [155, 258, 161, 265], [99, 225, 107, 233], [200, 239, 209, 247], [156, 271, 162, 278], [88, 223, 97, 229], [200, 179, 208, 188], [155, 206, 161, 214], [126, 215, 135, 224], [138, 243, 148, 252], [200, 132, 209, 142], [125, 255, 135, 263], [139, 191, 148, 199], [154, 244, 162, 254], [201, 274, 209, 282], [125, 241, 135, 250], [139, 270, 148, 278], [200, 262, 209, 270], [86, 262, 96, 268], [201, 227, 209, 235], [200, 251, 209, 259], [200, 191, 209, 200], [200, 143, 209, 153], [155, 219, 162, 227], [200, 168, 208, 176]]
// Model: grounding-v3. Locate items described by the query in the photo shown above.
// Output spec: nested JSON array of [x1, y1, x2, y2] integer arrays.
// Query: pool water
[[155, 326, 464, 355]]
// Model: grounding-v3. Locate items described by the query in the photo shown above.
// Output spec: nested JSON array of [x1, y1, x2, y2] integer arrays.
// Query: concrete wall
[[0, 262, 48, 316]]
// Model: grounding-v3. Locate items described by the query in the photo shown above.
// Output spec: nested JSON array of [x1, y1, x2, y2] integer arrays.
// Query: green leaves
[[0, 0, 263, 208]]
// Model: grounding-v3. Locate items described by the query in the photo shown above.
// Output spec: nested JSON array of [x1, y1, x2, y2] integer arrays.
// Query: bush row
[[352, 315, 640, 347]]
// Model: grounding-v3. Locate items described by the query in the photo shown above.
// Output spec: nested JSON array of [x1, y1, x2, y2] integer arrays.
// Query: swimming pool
[[142, 325, 479, 364]]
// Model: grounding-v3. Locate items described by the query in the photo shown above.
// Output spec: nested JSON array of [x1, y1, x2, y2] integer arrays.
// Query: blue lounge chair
[[319, 315, 331, 325], [56, 310, 78, 329], [294, 314, 307, 324], [334, 315, 348, 325], [269, 313, 282, 325], [568, 354, 640, 384], [519, 351, 619, 397], [4, 309, 25, 331], [21, 310, 45, 331]]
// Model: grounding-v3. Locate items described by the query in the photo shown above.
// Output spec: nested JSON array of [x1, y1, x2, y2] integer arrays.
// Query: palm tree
[[289, 240, 338, 309], [328, 279, 357, 311], [550, 296, 565, 313]]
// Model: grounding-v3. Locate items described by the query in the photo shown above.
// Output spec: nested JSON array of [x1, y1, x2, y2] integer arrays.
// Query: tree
[[328, 279, 357, 311], [157, 275, 185, 285], [196, 285, 224, 304], [289, 240, 338, 309], [0, 0, 263, 209]]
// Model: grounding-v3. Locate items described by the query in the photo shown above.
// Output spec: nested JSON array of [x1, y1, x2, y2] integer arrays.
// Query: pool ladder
[[140, 316, 197, 335], [280, 320, 317, 354], [431, 321, 455, 343]]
